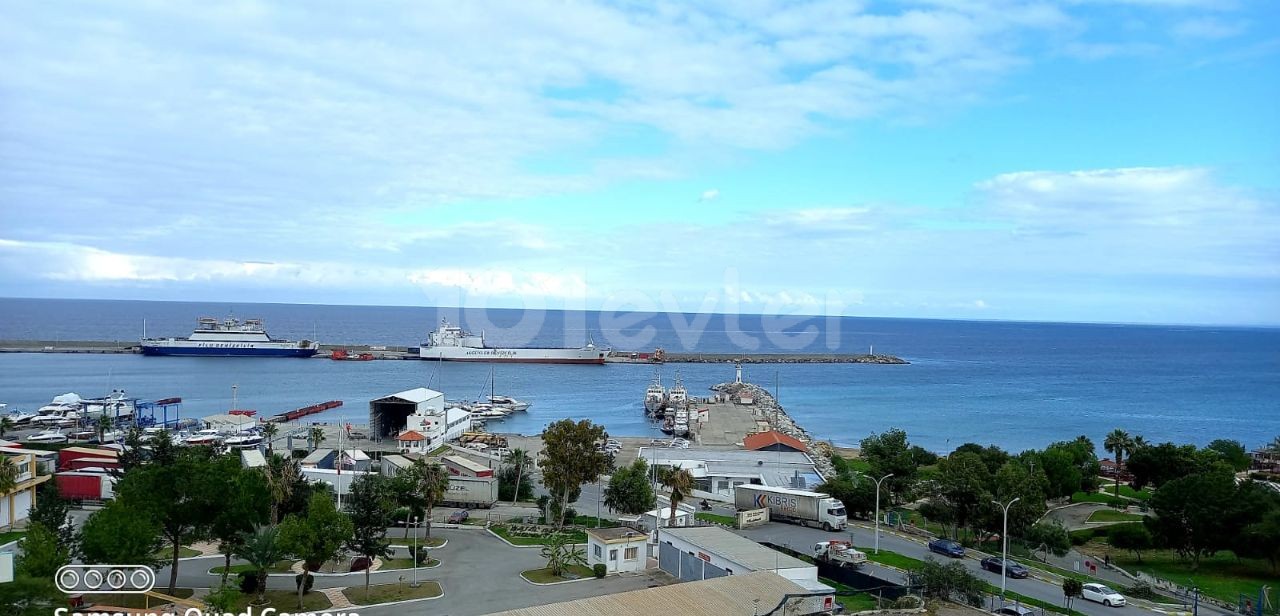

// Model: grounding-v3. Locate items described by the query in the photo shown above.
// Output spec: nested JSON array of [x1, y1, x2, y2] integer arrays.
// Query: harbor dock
[[0, 339, 906, 364]]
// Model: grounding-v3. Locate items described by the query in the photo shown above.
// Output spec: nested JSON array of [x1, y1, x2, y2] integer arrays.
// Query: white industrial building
[[658, 526, 829, 595], [636, 447, 824, 500], [368, 387, 446, 438]]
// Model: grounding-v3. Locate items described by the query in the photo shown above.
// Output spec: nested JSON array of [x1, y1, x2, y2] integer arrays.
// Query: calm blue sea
[[1, 298, 1277, 453]]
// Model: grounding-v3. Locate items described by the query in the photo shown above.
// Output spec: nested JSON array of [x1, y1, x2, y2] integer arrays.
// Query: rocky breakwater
[[710, 380, 837, 480]]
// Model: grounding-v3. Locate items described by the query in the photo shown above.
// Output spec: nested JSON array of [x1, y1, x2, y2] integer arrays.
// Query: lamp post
[[868, 473, 894, 555], [411, 515, 420, 588], [992, 497, 1021, 599]]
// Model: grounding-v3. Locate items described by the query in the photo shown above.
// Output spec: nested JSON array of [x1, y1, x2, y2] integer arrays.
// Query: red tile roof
[[743, 430, 808, 453], [397, 430, 427, 442]]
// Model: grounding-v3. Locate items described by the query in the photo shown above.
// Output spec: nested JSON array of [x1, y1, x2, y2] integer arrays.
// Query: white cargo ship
[[418, 319, 607, 364]]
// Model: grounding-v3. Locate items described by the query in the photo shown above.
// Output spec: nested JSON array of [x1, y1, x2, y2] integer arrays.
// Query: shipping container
[[442, 476, 499, 508], [734, 484, 846, 531]]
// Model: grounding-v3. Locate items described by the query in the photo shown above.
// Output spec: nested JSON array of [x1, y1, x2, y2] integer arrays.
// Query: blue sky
[[1, 0, 1277, 325]]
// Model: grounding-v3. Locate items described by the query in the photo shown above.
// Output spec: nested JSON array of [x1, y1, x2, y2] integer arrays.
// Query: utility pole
[[865, 472, 894, 554]]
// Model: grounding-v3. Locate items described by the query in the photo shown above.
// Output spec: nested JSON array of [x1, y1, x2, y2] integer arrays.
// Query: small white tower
[[734, 361, 743, 384]]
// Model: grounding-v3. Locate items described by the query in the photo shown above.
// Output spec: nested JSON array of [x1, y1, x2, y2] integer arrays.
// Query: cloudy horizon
[[2, 1, 1277, 326]]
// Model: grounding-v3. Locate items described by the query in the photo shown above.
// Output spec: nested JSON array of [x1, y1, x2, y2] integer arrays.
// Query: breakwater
[[710, 380, 838, 480], [0, 340, 907, 364]]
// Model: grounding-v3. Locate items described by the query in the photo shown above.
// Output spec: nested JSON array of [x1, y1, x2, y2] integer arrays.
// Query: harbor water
[[1, 298, 1278, 453]]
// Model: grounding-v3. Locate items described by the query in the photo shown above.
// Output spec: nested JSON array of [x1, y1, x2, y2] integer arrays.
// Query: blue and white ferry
[[141, 316, 319, 357]]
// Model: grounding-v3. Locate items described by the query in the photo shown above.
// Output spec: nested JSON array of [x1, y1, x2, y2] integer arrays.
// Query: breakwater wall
[[710, 380, 838, 480]]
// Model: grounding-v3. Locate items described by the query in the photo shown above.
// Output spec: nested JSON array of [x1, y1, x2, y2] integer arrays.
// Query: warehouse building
[[657, 526, 828, 594], [368, 387, 446, 438]]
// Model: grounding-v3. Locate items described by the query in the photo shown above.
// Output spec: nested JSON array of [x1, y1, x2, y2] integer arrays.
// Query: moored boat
[[142, 316, 319, 357], [419, 319, 607, 364]]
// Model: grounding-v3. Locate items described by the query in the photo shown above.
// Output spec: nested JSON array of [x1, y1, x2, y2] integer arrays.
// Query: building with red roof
[[743, 430, 808, 454]]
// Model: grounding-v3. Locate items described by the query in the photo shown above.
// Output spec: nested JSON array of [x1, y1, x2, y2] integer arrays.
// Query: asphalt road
[[734, 521, 1160, 616]]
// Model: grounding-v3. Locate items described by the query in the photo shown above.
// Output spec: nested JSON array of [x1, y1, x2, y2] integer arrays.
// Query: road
[[735, 521, 1163, 616]]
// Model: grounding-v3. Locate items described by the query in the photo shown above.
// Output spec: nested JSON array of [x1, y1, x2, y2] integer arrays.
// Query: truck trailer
[[442, 475, 499, 508], [734, 484, 847, 531]]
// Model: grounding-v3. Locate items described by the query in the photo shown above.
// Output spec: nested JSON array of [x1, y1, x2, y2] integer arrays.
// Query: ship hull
[[418, 347, 607, 364], [142, 345, 318, 358]]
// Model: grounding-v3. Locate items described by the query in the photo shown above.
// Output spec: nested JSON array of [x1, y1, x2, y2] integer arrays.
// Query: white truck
[[734, 484, 847, 531], [813, 541, 868, 568], [442, 476, 500, 508]]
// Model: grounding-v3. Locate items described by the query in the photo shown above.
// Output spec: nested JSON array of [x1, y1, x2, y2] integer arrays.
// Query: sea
[[1, 297, 1278, 454]]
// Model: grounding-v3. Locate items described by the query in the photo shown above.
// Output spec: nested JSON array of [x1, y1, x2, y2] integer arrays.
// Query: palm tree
[[0, 416, 13, 438], [234, 526, 286, 606], [413, 461, 450, 538], [662, 468, 694, 528], [95, 414, 114, 443], [261, 423, 279, 455], [0, 457, 18, 530], [506, 448, 533, 506], [308, 426, 326, 452], [1104, 429, 1135, 497], [538, 532, 586, 577], [262, 454, 300, 525]]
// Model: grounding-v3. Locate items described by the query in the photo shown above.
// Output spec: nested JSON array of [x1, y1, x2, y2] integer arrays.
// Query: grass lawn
[[342, 581, 442, 605], [380, 557, 440, 570], [1111, 485, 1153, 501], [85, 589, 194, 609], [0, 530, 26, 545], [396, 535, 446, 548], [521, 565, 595, 584], [1103, 548, 1276, 605], [428, 445, 451, 456], [1071, 491, 1126, 507], [696, 512, 737, 526], [820, 578, 881, 612], [227, 590, 332, 613], [1086, 510, 1145, 523], [153, 546, 202, 559], [491, 524, 586, 546], [858, 547, 925, 571]]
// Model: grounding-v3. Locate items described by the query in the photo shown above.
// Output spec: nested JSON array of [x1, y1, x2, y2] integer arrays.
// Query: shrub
[[892, 595, 923, 609], [593, 563, 607, 578], [1069, 529, 1094, 545], [1126, 581, 1159, 601], [237, 571, 258, 595], [295, 572, 315, 594]]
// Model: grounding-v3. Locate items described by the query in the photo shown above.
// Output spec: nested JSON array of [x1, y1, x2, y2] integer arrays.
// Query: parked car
[[1081, 583, 1126, 607], [992, 606, 1036, 616], [448, 510, 470, 524], [927, 538, 966, 558], [980, 557, 1029, 578]]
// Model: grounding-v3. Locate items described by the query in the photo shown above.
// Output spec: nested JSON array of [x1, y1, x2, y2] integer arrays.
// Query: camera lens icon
[[56, 565, 155, 594]]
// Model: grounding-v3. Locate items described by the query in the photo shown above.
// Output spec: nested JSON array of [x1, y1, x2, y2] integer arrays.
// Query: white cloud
[[698, 189, 720, 202], [1172, 17, 1247, 40]]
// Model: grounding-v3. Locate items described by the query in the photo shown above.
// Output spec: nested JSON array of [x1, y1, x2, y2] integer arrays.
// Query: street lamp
[[992, 497, 1021, 599], [865, 473, 894, 555], [411, 515, 420, 588]]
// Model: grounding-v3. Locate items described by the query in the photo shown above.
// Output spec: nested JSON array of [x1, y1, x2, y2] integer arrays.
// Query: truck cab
[[822, 498, 848, 531]]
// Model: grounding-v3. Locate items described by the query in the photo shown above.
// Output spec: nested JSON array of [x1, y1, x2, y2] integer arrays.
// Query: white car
[[1081, 583, 1126, 607]]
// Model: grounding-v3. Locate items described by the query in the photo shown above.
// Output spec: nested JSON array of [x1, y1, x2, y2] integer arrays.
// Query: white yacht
[[27, 428, 69, 444]]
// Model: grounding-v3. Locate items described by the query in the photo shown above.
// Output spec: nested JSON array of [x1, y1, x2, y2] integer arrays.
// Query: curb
[[338, 583, 446, 609], [519, 571, 599, 586], [388, 537, 449, 550]]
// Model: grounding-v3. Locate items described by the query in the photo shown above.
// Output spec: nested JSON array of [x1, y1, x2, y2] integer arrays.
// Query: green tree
[[1235, 508, 1280, 573], [1104, 429, 1135, 497], [1147, 470, 1237, 568], [16, 522, 69, 579], [505, 448, 534, 506], [936, 451, 992, 538], [0, 416, 13, 437], [604, 459, 656, 515], [204, 584, 241, 614], [953, 443, 1011, 476], [262, 453, 303, 525], [79, 501, 164, 568], [1025, 520, 1071, 557], [1039, 447, 1083, 499], [539, 532, 587, 576], [28, 482, 75, 552], [860, 428, 919, 500], [278, 493, 353, 609], [1107, 523, 1153, 563], [1203, 439, 1251, 472], [234, 526, 286, 605], [1063, 578, 1083, 614], [910, 558, 983, 606], [539, 419, 611, 528], [95, 413, 114, 443], [345, 474, 396, 600], [309, 425, 326, 451], [0, 456, 17, 497], [261, 422, 279, 454], [0, 576, 65, 616], [409, 459, 450, 537], [497, 460, 535, 503], [1126, 442, 1202, 490], [661, 468, 695, 528], [116, 447, 224, 593], [992, 460, 1048, 536], [817, 476, 876, 519], [210, 456, 271, 585]]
